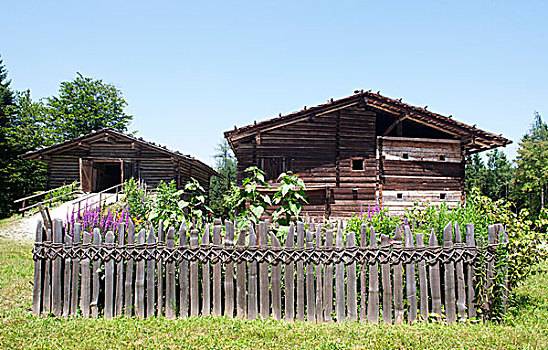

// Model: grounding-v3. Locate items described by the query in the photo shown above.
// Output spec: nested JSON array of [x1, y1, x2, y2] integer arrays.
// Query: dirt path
[[0, 193, 120, 241]]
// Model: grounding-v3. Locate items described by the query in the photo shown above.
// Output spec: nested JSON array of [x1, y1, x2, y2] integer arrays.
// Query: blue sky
[[3, 0, 547, 164]]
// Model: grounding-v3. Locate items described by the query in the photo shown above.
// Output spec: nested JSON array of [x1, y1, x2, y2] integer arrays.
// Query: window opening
[[352, 159, 364, 171]]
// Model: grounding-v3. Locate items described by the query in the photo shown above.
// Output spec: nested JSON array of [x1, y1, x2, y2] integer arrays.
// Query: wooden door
[[79, 158, 93, 192]]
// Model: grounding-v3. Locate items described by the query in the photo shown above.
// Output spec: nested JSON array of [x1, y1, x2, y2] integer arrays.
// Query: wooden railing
[[13, 182, 81, 217], [71, 183, 125, 214], [32, 218, 508, 323]]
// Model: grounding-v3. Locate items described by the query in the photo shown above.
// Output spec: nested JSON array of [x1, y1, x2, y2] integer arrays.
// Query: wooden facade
[[24, 129, 218, 193], [225, 91, 511, 217]]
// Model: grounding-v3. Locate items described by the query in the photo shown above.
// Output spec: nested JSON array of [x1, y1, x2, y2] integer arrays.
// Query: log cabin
[[224, 90, 511, 217], [23, 129, 219, 193]]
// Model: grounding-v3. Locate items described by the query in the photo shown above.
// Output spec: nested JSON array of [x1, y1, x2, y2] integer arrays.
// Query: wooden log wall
[[33, 218, 508, 324]]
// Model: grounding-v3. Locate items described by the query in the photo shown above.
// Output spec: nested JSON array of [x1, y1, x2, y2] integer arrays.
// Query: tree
[[209, 139, 237, 219], [484, 149, 514, 201], [513, 112, 548, 216], [0, 56, 16, 216], [465, 153, 487, 194], [47, 73, 132, 142]]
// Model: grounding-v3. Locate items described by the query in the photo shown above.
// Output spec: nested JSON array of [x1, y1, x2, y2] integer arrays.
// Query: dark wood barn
[[225, 90, 511, 217], [24, 129, 218, 193]]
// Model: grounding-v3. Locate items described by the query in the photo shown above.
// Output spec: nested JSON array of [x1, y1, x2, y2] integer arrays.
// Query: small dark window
[[397, 193, 403, 199], [402, 153, 409, 160], [352, 159, 364, 171], [440, 193, 446, 200], [439, 154, 446, 161], [352, 189, 358, 200]]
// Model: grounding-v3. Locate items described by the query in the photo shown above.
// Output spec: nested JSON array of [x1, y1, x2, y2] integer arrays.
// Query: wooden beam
[[383, 115, 409, 136]]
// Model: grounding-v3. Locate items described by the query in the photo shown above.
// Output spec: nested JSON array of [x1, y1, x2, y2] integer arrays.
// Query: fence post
[[454, 223, 467, 321], [465, 224, 477, 319], [443, 222, 456, 324], [224, 220, 235, 317], [368, 227, 379, 323], [335, 223, 345, 322], [247, 225, 258, 320], [202, 224, 211, 316], [296, 222, 305, 321], [393, 226, 404, 324], [346, 229, 357, 322], [179, 221, 189, 318], [284, 223, 295, 322], [124, 220, 135, 316], [380, 234, 392, 324], [415, 232, 428, 322], [236, 226, 247, 320], [91, 228, 102, 318], [306, 228, 316, 322], [404, 225, 417, 322], [32, 220, 44, 316], [213, 219, 222, 317], [51, 219, 63, 317]]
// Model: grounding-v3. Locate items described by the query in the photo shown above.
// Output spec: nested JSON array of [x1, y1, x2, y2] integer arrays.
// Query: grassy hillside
[[1, 239, 547, 349]]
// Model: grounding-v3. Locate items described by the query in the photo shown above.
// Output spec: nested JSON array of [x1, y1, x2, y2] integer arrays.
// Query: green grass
[[1, 240, 547, 349]]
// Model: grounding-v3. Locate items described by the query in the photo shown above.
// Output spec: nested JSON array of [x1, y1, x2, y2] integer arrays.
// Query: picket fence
[[32, 218, 508, 324]]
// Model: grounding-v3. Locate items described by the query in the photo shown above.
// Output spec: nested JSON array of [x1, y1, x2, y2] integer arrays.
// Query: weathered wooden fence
[[32, 218, 508, 323]]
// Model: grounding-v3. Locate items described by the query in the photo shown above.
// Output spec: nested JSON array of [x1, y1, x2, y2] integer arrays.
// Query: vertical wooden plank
[[485, 224, 496, 318], [393, 226, 404, 324], [212, 220, 222, 317], [404, 225, 417, 322], [236, 227, 247, 319], [178, 221, 189, 318], [359, 224, 368, 322], [146, 227, 156, 318], [91, 228, 102, 318], [189, 229, 199, 317], [306, 228, 316, 322], [346, 229, 357, 322], [42, 227, 52, 315], [324, 228, 334, 322], [415, 232, 429, 322], [80, 232, 91, 318], [51, 218, 63, 317], [259, 221, 270, 319], [271, 232, 282, 321], [454, 223, 466, 321], [284, 223, 295, 322], [32, 221, 44, 316], [444, 222, 456, 324], [465, 224, 477, 319], [135, 229, 146, 319], [498, 224, 509, 313], [115, 223, 125, 317], [224, 220, 235, 317], [124, 220, 135, 316], [104, 231, 115, 318], [315, 225, 324, 323], [296, 222, 305, 321], [247, 225, 258, 320], [335, 224, 345, 322], [368, 227, 379, 323], [166, 227, 176, 319], [429, 229, 442, 321], [157, 220, 165, 317], [62, 233, 72, 317], [71, 223, 81, 317], [381, 234, 392, 324], [202, 224, 211, 316]]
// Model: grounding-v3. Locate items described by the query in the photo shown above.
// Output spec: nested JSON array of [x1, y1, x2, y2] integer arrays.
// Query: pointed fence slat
[[335, 224, 345, 322], [115, 223, 125, 317], [498, 224, 509, 313], [157, 221, 165, 317], [284, 223, 295, 322], [486, 225, 496, 318], [52, 219, 63, 317], [315, 225, 324, 323], [189, 229, 199, 317], [404, 225, 417, 322], [416, 232, 428, 321], [104, 231, 115, 318], [71, 224, 81, 317], [296, 222, 305, 321], [259, 221, 270, 319], [91, 229, 102, 318], [165, 227, 176, 319], [324, 228, 334, 322], [62, 233, 72, 317], [201, 225, 211, 316], [80, 231, 91, 318], [247, 225, 258, 320], [359, 224, 368, 322], [306, 229, 316, 322], [135, 229, 146, 318], [443, 222, 456, 324], [236, 227, 247, 319], [380, 234, 392, 324], [178, 221, 189, 318], [224, 220, 235, 317], [33, 221, 44, 316], [124, 220, 135, 316], [213, 220, 223, 317], [465, 224, 477, 319], [346, 229, 358, 322], [271, 233, 282, 321], [368, 227, 379, 323], [393, 226, 404, 324], [429, 229, 442, 321], [146, 227, 156, 318], [454, 223, 466, 321]]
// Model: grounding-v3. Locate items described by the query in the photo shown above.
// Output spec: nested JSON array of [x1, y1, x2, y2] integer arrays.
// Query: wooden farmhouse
[[23, 129, 218, 193], [225, 90, 511, 217]]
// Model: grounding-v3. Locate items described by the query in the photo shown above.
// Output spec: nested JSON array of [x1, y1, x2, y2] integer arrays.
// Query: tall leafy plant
[[179, 178, 212, 229], [272, 171, 307, 226], [236, 166, 271, 228]]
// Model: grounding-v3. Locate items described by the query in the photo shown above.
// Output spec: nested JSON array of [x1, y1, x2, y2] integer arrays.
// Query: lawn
[[1, 239, 547, 349]]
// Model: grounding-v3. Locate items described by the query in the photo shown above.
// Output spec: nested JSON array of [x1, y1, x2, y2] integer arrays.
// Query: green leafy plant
[[271, 171, 308, 226], [147, 180, 185, 229], [178, 178, 212, 230], [236, 166, 271, 228], [122, 178, 151, 230]]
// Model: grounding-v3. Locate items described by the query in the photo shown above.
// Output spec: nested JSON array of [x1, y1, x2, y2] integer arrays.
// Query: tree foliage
[[209, 139, 237, 219], [465, 149, 514, 202]]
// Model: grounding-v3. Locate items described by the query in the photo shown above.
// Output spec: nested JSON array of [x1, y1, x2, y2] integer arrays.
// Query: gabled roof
[[23, 129, 220, 177], [224, 90, 512, 154]]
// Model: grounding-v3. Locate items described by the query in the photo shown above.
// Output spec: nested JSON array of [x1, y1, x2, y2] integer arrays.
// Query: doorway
[[79, 159, 124, 192]]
